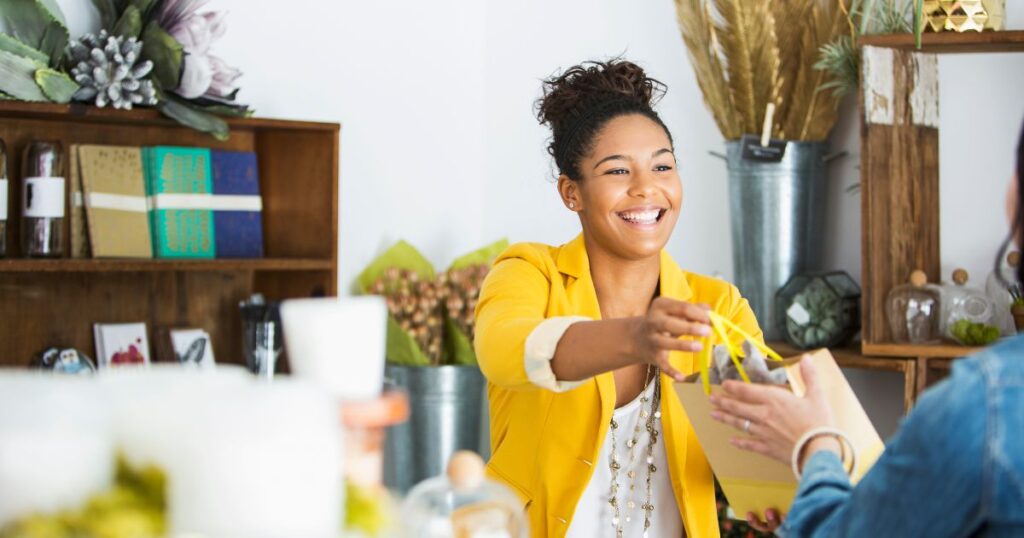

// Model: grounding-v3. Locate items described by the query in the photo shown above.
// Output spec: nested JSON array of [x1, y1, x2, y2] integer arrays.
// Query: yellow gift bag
[[673, 312, 886, 521]]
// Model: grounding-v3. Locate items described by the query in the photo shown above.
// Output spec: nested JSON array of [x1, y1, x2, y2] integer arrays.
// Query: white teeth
[[620, 209, 660, 224]]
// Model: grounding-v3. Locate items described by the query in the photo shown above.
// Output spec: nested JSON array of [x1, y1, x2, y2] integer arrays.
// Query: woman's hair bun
[[534, 59, 671, 180], [536, 59, 665, 128]]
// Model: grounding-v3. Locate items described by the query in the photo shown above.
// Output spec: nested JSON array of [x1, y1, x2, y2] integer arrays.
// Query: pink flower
[[159, 0, 241, 100]]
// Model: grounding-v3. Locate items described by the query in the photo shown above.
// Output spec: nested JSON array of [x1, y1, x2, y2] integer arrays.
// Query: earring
[[569, 202, 575, 210]]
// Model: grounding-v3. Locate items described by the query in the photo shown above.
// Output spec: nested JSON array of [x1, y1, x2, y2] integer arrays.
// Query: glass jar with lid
[[941, 269, 999, 346], [401, 451, 527, 538], [985, 250, 1021, 334], [886, 270, 942, 343]]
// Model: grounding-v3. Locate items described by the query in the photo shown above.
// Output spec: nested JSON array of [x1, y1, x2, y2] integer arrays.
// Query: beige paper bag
[[674, 349, 885, 521]]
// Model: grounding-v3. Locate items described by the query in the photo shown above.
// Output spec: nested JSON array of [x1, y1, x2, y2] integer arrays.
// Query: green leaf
[[354, 240, 435, 294], [34, 67, 77, 102], [192, 102, 253, 118], [157, 97, 230, 141], [128, 0, 157, 20], [0, 91, 14, 100], [447, 239, 509, 270], [386, 315, 431, 366], [444, 318, 477, 366], [142, 21, 183, 89], [90, 0, 118, 31], [0, 33, 49, 64], [113, 5, 143, 39], [0, 49, 49, 101], [37, 20, 68, 67], [0, 0, 68, 66]]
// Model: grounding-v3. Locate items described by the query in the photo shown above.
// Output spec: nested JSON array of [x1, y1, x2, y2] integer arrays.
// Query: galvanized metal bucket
[[382, 364, 488, 493], [724, 141, 834, 341]]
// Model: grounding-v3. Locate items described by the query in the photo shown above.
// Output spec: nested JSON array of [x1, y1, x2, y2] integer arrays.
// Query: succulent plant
[[69, 30, 157, 110]]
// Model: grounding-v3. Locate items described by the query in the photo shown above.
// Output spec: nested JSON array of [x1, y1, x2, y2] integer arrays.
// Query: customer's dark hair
[[996, 119, 1024, 287], [535, 59, 672, 180], [1016, 120, 1024, 284]]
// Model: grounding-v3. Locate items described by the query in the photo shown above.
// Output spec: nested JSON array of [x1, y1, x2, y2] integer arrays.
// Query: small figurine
[[31, 347, 96, 374]]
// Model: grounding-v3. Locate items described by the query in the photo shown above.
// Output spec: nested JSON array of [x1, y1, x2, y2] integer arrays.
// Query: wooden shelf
[[859, 30, 1024, 53], [0, 258, 334, 272], [861, 342, 983, 358], [769, 341, 912, 372], [0, 101, 339, 368]]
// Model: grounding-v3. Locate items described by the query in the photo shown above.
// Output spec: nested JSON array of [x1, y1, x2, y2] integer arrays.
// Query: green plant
[[0, 0, 250, 139], [951, 319, 1000, 346], [0, 0, 79, 102], [815, 0, 925, 98]]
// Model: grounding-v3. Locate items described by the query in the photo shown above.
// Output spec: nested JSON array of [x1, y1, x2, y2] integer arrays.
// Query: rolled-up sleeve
[[475, 256, 589, 391]]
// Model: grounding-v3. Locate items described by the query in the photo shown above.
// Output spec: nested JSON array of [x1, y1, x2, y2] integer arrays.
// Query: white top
[[523, 317, 684, 536], [566, 380, 683, 537]]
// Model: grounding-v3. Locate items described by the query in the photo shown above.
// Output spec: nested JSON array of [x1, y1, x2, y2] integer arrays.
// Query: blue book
[[210, 150, 264, 258]]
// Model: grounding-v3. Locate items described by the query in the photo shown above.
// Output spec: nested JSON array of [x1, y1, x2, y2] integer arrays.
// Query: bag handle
[[697, 311, 783, 395]]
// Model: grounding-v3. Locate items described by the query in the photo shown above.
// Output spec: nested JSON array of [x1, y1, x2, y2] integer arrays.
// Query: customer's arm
[[781, 366, 986, 537]]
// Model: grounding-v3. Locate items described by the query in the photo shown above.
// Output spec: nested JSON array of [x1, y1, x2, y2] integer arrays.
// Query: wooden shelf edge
[[767, 341, 913, 373], [0, 258, 334, 272], [859, 30, 1024, 53], [0, 101, 340, 132], [861, 341, 983, 358]]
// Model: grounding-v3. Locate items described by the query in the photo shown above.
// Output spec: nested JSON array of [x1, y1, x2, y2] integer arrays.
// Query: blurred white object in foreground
[[282, 296, 388, 400]]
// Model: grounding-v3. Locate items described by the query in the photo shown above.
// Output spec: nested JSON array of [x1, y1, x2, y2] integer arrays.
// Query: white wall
[[50, 0, 1024, 437]]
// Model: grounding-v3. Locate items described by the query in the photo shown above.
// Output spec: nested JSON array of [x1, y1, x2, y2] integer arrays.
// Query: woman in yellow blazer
[[474, 60, 763, 537]]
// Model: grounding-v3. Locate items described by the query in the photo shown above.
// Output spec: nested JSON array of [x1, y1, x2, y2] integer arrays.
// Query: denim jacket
[[780, 336, 1024, 537]]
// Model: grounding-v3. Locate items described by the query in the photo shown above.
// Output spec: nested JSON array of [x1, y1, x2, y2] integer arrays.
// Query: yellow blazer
[[474, 234, 762, 537]]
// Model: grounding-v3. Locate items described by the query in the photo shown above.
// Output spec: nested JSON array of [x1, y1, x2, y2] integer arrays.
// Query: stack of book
[[69, 144, 265, 259]]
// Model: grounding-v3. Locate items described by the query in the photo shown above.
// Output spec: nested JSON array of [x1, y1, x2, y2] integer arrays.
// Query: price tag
[[0, 179, 7, 220], [23, 176, 65, 218], [787, 302, 811, 326]]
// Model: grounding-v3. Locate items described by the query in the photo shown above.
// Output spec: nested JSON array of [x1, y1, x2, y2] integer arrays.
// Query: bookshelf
[[0, 101, 339, 368]]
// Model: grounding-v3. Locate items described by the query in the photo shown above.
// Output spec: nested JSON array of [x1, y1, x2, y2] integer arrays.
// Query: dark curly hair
[[535, 59, 673, 180]]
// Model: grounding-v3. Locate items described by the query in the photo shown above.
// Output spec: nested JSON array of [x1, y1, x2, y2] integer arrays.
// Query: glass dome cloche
[[400, 451, 527, 538], [775, 271, 861, 350], [886, 269, 942, 344]]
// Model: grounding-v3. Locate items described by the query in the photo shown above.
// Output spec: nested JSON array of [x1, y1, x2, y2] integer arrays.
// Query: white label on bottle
[[23, 176, 65, 218], [0, 179, 7, 220], [787, 302, 811, 326]]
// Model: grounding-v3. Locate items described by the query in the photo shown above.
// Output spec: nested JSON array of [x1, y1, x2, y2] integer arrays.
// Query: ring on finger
[[742, 418, 751, 433]]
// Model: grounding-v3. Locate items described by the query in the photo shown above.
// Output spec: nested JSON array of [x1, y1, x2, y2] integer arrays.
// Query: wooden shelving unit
[[859, 30, 1024, 53], [855, 31, 1018, 406], [0, 258, 334, 272], [0, 101, 339, 367], [769, 341, 917, 413]]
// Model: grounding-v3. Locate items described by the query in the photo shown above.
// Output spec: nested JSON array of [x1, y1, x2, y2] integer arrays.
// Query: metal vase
[[382, 364, 488, 493], [725, 141, 829, 341]]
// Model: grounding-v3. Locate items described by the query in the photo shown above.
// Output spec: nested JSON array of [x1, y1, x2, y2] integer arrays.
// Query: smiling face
[[559, 113, 682, 261]]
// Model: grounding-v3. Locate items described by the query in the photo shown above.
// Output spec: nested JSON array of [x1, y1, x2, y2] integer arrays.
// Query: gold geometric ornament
[[922, 0, 1005, 32]]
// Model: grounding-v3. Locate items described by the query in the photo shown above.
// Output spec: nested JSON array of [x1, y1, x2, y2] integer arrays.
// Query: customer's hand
[[747, 509, 783, 533], [631, 297, 711, 381], [708, 358, 837, 466]]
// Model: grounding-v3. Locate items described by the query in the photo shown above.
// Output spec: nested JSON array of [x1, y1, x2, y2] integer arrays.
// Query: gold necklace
[[608, 365, 661, 538]]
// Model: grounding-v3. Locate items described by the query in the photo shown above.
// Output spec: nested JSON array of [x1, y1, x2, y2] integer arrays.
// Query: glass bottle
[[20, 140, 65, 257], [401, 451, 527, 538], [985, 250, 1020, 335], [941, 268, 998, 345], [886, 270, 942, 344], [0, 138, 7, 257]]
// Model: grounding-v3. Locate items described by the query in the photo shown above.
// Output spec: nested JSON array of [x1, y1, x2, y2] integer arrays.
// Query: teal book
[[143, 146, 216, 258]]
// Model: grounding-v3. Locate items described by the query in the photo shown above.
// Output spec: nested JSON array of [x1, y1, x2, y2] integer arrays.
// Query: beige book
[[68, 144, 89, 258], [78, 145, 152, 258]]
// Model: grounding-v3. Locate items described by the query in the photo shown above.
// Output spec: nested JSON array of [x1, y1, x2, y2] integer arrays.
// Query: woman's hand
[[708, 358, 837, 466], [630, 297, 711, 381]]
